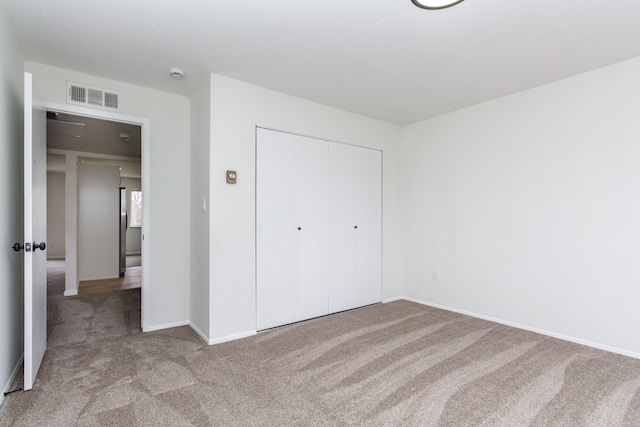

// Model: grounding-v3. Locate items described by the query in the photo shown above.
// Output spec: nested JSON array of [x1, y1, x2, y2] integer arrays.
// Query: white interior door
[[256, 129, 329, 330], [257, 129, 380, 330], [329, 142, 382, 313], [352, 147, 382, 307], [24, 72, 47, 391], [293, 135, 329, 321], [256, 129, 298, 330]]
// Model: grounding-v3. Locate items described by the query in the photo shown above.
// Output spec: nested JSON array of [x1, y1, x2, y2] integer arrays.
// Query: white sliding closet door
[[329, 143, 382, 313], [256, 128, 329, 330], [294, 136, 330, 321], [256, 130, 296, 330]]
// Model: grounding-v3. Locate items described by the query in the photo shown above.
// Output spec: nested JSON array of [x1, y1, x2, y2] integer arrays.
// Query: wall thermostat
[[226, 170, 237, 184]]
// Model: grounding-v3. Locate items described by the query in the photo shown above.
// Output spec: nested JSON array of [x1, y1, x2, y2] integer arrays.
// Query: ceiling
[[4, 0, 640, 125], [47, 112, 141, 158], [47, 113, 141, 178]]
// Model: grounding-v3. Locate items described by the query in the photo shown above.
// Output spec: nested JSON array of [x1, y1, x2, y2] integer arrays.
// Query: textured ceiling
[[47, 113, 141, 159], [4, 0, 640, 125], [46, 112, 142, 177]]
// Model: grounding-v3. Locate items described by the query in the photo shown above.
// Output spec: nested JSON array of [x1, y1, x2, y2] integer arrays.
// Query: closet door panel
[[256, 129, 297, 330], [258, 128, 381, 330], [354, 148, 382, 307], [328, 143, 359, 313], [329, 143, 382, 313], [257, 129, 330, 330], [293, 136, 330, 321]]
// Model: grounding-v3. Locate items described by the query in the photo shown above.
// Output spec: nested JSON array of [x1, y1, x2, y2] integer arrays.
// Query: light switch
[[202, 198, 207, 213]]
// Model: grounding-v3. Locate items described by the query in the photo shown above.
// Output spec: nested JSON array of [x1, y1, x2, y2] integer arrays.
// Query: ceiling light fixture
[[411, 0, 465, 10], [169, 67, 185, 80], [120, 133, 132, 142]]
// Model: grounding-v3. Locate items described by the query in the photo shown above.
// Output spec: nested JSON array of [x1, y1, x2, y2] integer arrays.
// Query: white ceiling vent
[[67, 81, 120, 110]]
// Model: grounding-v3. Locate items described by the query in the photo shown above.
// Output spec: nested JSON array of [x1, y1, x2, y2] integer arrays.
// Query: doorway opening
[[43, 102, 150, 330]]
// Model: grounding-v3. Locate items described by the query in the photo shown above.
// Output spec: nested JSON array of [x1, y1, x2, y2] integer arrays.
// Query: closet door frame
[[256, 127, 382, 330]]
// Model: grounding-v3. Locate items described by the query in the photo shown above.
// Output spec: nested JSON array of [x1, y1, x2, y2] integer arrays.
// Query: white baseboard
[[403, 296, 640, 360], [148, 322, 254, 345], [80, 275, 119, 282], [189, 322, 209, 344], [143, 320, 189, 333], [1, 353, 23, 408], [208, 330, 256, 345], [382, 296, 404, 303], [63, 289, 78, 296]]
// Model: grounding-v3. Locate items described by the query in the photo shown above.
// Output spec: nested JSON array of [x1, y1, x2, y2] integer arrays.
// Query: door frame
[[43, 101, 151, 330]]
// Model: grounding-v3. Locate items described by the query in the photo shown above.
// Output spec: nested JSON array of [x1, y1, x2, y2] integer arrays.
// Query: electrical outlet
[[432, 269, 440, 281]]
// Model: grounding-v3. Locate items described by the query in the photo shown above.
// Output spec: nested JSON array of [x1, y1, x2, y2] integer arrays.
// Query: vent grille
[[104, 92, 119, 109], [67, 81, 120, 110], [70, 85, 86, 103]]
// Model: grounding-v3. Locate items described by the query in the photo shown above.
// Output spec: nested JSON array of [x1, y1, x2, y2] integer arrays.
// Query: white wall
[[78, 164, 120, 281], [46, 171, 65, 259], [120, 177, 142, 255], [207, 74, 403, 342], [0, 5, 24, 405], [64, 153, 78, 295], [189, 76, 211, 340], [402, 56, 640, 357], [26, 62, 191, 330]]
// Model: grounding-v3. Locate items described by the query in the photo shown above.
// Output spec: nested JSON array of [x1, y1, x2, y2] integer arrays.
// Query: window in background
[[130, 190, 142, 227]]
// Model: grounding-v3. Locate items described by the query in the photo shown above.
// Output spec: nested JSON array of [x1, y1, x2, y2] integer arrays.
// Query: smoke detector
[[169, 67, 185, 80]]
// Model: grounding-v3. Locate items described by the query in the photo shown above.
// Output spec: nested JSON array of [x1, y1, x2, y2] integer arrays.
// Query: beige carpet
[[46, 260, 65, 297], [2, 291, 640, 426]]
